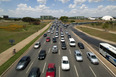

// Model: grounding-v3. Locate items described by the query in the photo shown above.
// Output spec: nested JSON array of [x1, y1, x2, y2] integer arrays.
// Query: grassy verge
[[76, 26, 116, 42], [0, 24, 50, 75]]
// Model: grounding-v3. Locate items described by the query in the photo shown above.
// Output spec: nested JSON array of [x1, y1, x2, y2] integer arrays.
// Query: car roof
[[88, 52, 95, 56], [48, 63, 55, 68], [62, 56, 68, 60]]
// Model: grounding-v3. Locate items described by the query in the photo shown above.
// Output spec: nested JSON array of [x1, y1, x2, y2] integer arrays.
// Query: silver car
[[52, 45, 58, 53], [74, 50, 83, 62], [86, 52, 99, 64]]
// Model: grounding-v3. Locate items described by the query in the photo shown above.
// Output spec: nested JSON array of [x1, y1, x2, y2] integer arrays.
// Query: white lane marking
[[44, 41, 45, 44], [69, 49, 71, 54], [26, 62, 33, 73], [89, 66, 97, 77], [48, 48, 51, 53], [42, 62, 46, 73], [74, 65, 79, 77], [59, 49, 60, 55], [51, 40, 52, 44], [38, 48, 42, 53], [59, 66, 60, 77]]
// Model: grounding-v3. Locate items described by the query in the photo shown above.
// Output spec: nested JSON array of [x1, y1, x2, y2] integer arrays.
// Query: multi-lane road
[[2, 22, 115, 77]]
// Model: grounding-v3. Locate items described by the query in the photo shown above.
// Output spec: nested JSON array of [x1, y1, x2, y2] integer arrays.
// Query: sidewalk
[[81, 25, 116, 34], [0, 23, 51, 66]]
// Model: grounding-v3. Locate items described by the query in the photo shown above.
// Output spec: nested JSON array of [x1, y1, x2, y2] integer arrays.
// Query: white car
[[55, 35, 58, 38], [75, 50, 83, 61], [61, 56, 70, 70], [34, 42, 41, 49], [61, 38, 65, 42]]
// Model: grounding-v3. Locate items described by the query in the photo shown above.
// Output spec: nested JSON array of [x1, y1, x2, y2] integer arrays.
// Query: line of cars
[[15, 20, 99, 77]]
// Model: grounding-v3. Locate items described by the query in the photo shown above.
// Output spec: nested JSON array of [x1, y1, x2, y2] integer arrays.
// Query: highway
[[2, 22, 115, 77]]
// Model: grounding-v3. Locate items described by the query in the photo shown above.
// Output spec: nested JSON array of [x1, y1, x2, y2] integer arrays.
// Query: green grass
[[0, 25, 50, 75], [0, 21, 50, 53], [77, 26, 116, 42]]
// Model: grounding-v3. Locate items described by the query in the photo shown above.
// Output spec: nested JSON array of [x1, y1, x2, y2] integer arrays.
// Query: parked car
[[46, 37, 50, 42], [52, 45, 58, 53], [46, 63, 56, 77], [43, 34, 47, 37], [74, 50, 83, 62], [61, 56, 70, 70], [78, 42, 84, 49], [16, 56, 30, 70], [86, 52, 99, 64], [34, 42, 41, 49], [61, 38, 65, 43], [28, 67, 40, 77], [38, 50, 46, 60], [61, 42, 67, 50], [52, 37, 57, 43]]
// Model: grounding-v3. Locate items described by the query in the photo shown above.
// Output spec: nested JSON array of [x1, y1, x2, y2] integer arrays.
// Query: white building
[[102, 16, 114, 21]]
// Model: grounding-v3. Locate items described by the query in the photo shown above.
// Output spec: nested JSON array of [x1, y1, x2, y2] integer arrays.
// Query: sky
[[0, 0, 116, 18]]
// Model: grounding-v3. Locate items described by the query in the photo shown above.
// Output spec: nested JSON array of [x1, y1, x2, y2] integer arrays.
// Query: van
[[69, 38, 76, 47]]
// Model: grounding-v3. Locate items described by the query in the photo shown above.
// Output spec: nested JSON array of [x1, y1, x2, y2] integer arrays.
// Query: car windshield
[[91, 55, 96, 59], [47, 68, 54, 72], [29, 72, 37, 77], [77, 54, 81, 56], [63, 60, 68, 64], [35, 43, 39, 45], [71, 41, 75, 43]]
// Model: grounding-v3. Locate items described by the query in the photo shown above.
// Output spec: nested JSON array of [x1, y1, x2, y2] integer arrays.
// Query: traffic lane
[[69, 28, 114, 77]]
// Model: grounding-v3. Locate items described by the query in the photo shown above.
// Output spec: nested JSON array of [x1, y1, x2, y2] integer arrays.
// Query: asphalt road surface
[[2, 24, 115, 77]]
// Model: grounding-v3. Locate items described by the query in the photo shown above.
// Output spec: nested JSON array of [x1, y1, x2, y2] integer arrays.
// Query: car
[[52, 45, 58, 53], [34, 42, 41, 49], [61, 34, 64, 37], [55, 35, 58, 38], [16, 56, 30, 70], [48, 30, 50, 33], [61, 42, 67, 50], [28, 67, 40, 77], [61, 38, 65, 43], [38, 50, 46, 60], [74, 50, 83, 62], [69, 38, 76, 47], [65, 31, 69, 35], [43, 34, 47, 37], [86, 52, 99, 65], [61, 56, 70, 70], [78, 42, 84, 49], [46, 37, 50, 42], [46, 63, 56, 77], [67, 35, 71, 39], [52, 37, 57, 43]]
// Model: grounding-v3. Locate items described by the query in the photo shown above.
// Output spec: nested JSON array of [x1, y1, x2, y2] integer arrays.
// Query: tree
[[102, 22, 109, 31], [59, 16, 68, 22]]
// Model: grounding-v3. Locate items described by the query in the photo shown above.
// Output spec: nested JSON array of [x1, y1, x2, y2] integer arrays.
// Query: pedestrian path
[[0, 23, 51, 66]]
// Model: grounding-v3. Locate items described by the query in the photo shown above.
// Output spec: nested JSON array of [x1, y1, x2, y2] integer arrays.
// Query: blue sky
[[0, 0, 116, 18]]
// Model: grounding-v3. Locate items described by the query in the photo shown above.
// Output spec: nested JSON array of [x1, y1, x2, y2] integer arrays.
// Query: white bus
[[99, 43, 116, 66]]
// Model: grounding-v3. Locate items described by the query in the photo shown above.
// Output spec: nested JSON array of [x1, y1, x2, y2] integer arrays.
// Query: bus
[[99, 43, 116, 66]]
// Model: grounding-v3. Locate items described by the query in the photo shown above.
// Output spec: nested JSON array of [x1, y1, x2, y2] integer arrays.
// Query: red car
[[46, 63, 56, 77], [46, 37, 50, 42]]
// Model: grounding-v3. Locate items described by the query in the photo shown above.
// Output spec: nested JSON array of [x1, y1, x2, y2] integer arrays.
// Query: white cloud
[[69, 0, 86, 8], [108, 0, 116, 1], [88, 0, 103, 2], [0, 8, 4, 12], [37, 0, 47, 4], [0, 0, 10, 1], [80, 4, 88, 9], [59, 0, 70, 3]]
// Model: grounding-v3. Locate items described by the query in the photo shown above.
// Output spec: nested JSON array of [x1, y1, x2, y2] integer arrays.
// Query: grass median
[[76, 26, 116, 42], [0, 24, 50, 76]]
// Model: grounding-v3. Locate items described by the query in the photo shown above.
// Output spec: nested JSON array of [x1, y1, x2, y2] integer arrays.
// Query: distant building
[[88, 17, 96, 20], [2, 15, 9, 19], [40, 15, 56, 20], [69, 16, 85, 19], [102, 16, 114, 21]]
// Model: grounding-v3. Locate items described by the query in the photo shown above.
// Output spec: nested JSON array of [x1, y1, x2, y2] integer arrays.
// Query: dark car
[[61, 42, 67, 50], [52, 37, 57, 43], [43, 34, 47, 37], [67, 35, 71, 39], [28, 67, 40, 77], [16, 56, 30, 70], [78, 42, 84, 49], [38, 50, 46, 60]]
